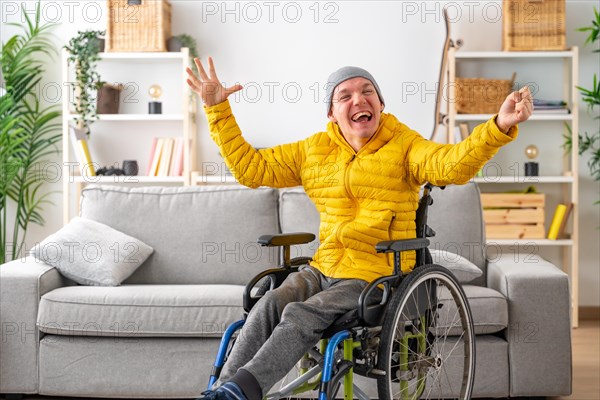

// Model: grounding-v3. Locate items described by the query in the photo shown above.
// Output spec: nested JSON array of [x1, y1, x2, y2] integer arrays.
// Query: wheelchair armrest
[[358, 274, 400, 327], [242, 257, 311, 313], [258, 232, 316, 247], [243, 267, 298, 313], [375, 238, 430, 253], [258, 233, 315, 268]]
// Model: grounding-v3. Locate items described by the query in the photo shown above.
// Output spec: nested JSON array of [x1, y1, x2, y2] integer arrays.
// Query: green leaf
[[0, 0, 61, 263]]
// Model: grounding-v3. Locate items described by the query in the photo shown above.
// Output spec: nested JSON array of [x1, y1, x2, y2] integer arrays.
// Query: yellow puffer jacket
[[205, 100, 517, 282]]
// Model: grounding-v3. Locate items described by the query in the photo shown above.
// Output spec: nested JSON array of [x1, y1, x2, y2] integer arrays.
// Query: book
[[557, 203, 574, 239], [169, 137, 184, 176], [146, 137, 159, 176], [534, 99, 567, 107], [533, 99, 570, 114], [69, 125, 96, 176], [158, 138, 174, 177], [547, 204, 567, 240], [69, 126, 85, 174], [148, 138, 164, 177]]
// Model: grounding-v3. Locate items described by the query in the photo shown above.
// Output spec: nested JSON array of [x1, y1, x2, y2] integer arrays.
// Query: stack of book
[[146, 137, 184, 177], [533, 99, 570, 114]]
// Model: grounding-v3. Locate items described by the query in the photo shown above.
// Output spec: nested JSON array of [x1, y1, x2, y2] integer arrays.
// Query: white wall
[[1, 0, 598, 306]]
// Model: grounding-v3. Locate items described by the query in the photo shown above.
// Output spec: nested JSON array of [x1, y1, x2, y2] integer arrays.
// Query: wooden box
[[502, 0, 566, 51], [481, 193, 545, 239], [106, 0, 172, 52]]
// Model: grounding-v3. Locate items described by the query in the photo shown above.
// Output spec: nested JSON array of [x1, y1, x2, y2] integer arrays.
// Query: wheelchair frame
[[207, 184, 476, 400]]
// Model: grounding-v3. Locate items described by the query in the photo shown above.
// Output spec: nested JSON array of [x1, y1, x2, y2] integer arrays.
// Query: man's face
[[328, 77, 384, 151]]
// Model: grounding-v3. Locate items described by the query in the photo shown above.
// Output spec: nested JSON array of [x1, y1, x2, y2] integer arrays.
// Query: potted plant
[[0, 2, 62, 264], [564, 8, 599, 198], [65, 30, 106, 134], [167, 33, 199, 59]]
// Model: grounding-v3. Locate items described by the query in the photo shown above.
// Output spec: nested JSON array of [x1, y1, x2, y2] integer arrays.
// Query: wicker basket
[[455, 73, 516, 114], [502, 0, 566, 51], [106, 0, 172, 52]]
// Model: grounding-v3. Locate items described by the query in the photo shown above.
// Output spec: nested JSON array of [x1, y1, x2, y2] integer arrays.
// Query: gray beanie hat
[[325, 66, 384, 115]]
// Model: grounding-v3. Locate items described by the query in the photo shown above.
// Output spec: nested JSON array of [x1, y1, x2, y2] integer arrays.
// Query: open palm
[[186, 57, 243, 107]]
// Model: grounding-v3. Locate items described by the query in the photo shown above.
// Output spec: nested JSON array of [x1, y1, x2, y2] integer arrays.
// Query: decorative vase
[[122, 160, 139, 176], [97, 84, 122, 114]]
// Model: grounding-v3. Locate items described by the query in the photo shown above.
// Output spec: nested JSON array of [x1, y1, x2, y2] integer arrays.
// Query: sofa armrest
[[0, 257, 69, 394], [487, 254, 572, 397]]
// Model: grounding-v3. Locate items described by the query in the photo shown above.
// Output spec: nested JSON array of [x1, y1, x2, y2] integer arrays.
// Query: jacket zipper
[[336, 154, 358, 244]]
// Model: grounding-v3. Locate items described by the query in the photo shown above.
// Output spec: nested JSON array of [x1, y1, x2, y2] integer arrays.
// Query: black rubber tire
[[376, 264, 475, 400]]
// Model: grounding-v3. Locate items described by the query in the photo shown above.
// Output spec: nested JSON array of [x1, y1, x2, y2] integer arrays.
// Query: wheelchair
[[207, 184, 476, 400]]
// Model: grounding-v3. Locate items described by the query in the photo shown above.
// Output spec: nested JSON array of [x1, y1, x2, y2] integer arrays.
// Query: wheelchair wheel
[[377, 264, 475, 400]]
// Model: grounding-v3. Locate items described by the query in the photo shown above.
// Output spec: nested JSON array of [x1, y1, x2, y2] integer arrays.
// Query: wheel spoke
[[378, 265, 475, 400]]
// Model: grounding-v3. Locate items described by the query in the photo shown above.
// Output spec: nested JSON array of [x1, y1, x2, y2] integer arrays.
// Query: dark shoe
[[196, 382, 248, 400]]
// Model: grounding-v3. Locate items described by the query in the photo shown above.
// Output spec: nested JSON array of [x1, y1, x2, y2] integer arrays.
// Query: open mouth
[[351, 111, 373, 123]]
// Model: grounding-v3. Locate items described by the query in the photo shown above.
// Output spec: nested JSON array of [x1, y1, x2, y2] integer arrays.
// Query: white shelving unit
[[61, 48, 196, 223], [66, 114, 186, 121], [456, 113, 573, 122], [447, 48, 580, 326]]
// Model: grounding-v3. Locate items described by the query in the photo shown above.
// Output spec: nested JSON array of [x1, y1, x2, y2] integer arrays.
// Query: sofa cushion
[[39, 335, 218, 398], [32, 217, 153, 286], [438, 285, 508, 335], [37, 285, 245, 338], [430, 249, 483, 283], [80, 185, 280, 285]]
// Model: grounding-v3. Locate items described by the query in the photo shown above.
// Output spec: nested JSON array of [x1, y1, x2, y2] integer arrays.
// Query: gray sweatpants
[[218, 265, 369, 394]]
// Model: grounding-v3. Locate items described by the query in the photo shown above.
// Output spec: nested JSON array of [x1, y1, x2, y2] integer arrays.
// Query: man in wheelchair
[[186, 60, 532, 400]]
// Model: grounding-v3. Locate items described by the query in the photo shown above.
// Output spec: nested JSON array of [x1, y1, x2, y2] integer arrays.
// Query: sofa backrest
[[278, 183, 487, 286], [80, 185, 280, 285], [79, 183, 486, 286], [278, 188, 321, 258]]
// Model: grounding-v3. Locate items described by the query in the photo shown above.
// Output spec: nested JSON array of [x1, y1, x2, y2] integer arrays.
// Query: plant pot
[[97, 83, 122, 114], [167, 37, 183, 53], [90, 37, 105, 53]]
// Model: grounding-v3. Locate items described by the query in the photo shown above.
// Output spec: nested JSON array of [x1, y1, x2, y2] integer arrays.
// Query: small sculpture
[[96, 166, 125, 176]]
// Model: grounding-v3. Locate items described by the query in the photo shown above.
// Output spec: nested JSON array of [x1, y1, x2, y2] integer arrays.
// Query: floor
[[10, 320, 600, 400], [548, 319, 600, 400]]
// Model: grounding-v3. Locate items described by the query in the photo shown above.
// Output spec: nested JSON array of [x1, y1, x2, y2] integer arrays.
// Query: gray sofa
[[0, 183, 572, 399]]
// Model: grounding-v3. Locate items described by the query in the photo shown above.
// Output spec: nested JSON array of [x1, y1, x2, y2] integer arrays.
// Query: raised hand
[[495, 86, 534, 133], [186, 57, 243, 107]]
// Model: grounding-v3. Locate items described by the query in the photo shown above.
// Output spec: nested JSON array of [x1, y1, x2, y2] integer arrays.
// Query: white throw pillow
[[33, 217, 154, 286], [429, 249, 483, 283]]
